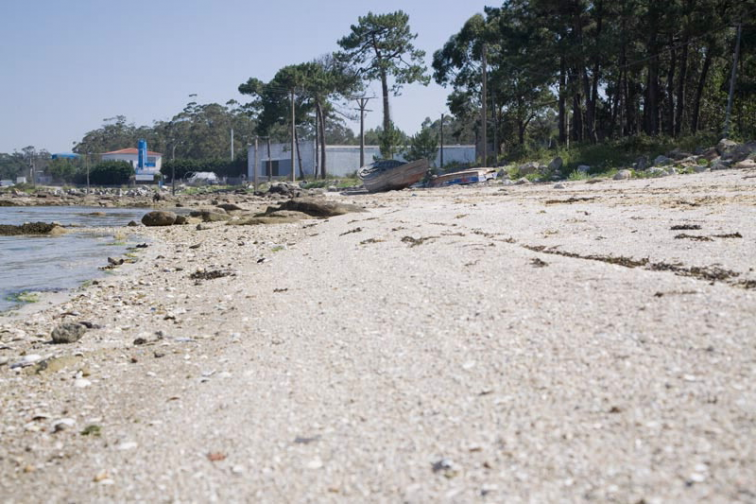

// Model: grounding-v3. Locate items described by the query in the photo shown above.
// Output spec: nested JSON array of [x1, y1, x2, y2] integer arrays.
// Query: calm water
[[0, 206, 147, 312]]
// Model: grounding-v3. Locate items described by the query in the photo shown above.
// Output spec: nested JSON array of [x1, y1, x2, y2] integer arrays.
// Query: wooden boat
[[358, 159, 429, 193], [429, 168, 498, 188]]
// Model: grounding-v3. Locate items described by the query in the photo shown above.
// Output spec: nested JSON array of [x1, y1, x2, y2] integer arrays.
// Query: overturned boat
[[358, 159, 429, 193]]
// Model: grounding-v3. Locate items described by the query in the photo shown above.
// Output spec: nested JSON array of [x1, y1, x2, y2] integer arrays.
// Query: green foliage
[[48, 158, 82, 182], [161, 157, 247, 181], [404, 120, 439, 164], [337, 10, 429, 157], [88, 161, 134, 186], [5, 291, 40, 303]]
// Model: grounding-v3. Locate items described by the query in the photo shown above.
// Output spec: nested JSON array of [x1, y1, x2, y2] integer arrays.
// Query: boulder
[[716, 138, 739, 156], [276, 197, 364, 217], [634, 156, 649, 171], [0, 222, 65, 236], [667, 148, 692, 160], [548, 157, 563, 173], [702, 148, 720, 161], [654, 155, 673, 166], [735, 158, 756, 169], [216, 203, 243, 212], [51, 323, 87, 344], [693, 164, 709, 173], [201, 211, 231, 222], [722, 141, 756, 163], [518, 162, 540, 176], [711, 160, 732, 171], [515, 178, 532, 185], [648, 167, 668, 177], [577, 165, 591, 174], [613, 169, 632, 181], [174, 215, 188, 225], [141, 211, 176, 227]]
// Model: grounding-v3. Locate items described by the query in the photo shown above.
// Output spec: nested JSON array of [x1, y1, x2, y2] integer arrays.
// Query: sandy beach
[[1, 169, 755, 503]]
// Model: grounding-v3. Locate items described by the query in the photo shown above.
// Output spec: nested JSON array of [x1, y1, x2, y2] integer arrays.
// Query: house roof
[[102, 148, 163, 156]]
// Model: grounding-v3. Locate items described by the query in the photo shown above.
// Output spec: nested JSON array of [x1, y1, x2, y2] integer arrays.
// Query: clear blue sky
[[0, 0, 493, 153]]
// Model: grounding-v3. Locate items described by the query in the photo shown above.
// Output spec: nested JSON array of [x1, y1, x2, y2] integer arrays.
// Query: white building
[[101, 148, 163, 182], [246, 141, 475, 179]]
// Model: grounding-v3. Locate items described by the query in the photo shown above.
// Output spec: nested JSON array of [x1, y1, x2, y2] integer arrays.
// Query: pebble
[[306, 457, 324, 469], [117, 441, 138, 451], [10, 354, 43, 369], [74, 378, 92, 388], [53, 418, 76, 433]]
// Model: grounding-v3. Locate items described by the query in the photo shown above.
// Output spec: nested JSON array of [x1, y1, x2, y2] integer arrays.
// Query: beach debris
[[207, 452, 226, 462], [141, 211, 177, 227], [51, 322, 87, 344], [432, 458, 460, 478], [189, 269, 235, 281], [53, 418, 77, 433], [107, 257, 124, 266]]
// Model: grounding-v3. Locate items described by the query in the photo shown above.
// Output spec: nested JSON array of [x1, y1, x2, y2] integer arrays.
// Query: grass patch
[[81, 425, 102, 437], [5, 291, 40, 303]]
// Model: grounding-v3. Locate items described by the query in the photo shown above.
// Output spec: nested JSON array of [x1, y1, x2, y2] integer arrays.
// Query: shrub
[[89, 161, 134, 185]]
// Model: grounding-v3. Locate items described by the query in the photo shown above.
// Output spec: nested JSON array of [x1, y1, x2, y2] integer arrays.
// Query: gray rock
[[216, 203, 242, 212], [201, 211, 231, 223], [711, 160, 732, 171], [173, 215, 188, 225], [515, 178, 532, 185], [734, 158, 756, 169], [518, 162, 540, 176], [548, 157, 563, 172], [577, 165, 591, 174], [614, 169, 632, 181], [716, 138, 739, 156], [141, 211, 177, 227], [654, 155, 673, 166], [722, 142, 756, 163], [634, 156, 648, 171], [693, 164, 709, 173], [553, 183, 566, 189], [649, 167, 668, 177], [51, 323, 87, 344]]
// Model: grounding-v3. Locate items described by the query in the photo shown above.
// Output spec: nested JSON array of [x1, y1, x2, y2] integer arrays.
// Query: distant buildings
[[246, 141, 475, 179], [102, 147, 163, 182]]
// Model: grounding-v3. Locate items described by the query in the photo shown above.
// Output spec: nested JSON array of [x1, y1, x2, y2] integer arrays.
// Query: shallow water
[[0, 207, 146, 312]]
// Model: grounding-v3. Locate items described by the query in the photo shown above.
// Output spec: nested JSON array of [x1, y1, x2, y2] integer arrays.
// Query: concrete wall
[[248, 142, 476, 179]]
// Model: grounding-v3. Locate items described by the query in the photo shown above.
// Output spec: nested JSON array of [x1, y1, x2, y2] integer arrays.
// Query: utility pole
[[253, 136, 259, 191], [230, 128, 235, 160], [440, 113, 445, 170], [266, 137, 272, 182], [354, 97, 373, 167], [724, 22, 742, 139], [481, 44, 488, 165], [491, 92, 498, 167], [290, 90, 296, 183]]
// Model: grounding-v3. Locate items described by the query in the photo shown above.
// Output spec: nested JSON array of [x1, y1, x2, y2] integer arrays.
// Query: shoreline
[[1, 170, 755, 502]]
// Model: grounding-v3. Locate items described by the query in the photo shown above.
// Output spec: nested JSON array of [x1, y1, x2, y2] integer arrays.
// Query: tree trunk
[[294, 128, 305, 181], [691, 45, 712, 133], [317, 102, 327, 179], [644, 13, 660, 136], [380, 69, 391, 158], [675, 0, 693, 136], [558, 55, 567, 143], [586, 0, 603, 142], [480, 44, 488, 163], [667, 33, 677, 136]]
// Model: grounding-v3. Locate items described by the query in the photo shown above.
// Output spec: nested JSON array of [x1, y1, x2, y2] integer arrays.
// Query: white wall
[[247, 142, 476, 178], [102, 153, 163, 181]]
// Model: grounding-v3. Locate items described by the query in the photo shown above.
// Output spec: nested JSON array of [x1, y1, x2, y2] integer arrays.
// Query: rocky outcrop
[[276, 198, 364, 217], [51, 323, 87, 344], [141, 211, 177, 227], [0, 222, 65, 236]]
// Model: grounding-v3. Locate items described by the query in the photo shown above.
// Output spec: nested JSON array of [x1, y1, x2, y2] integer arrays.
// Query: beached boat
[[358, 159, 429, 193], [429, 168, 498, 188]]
